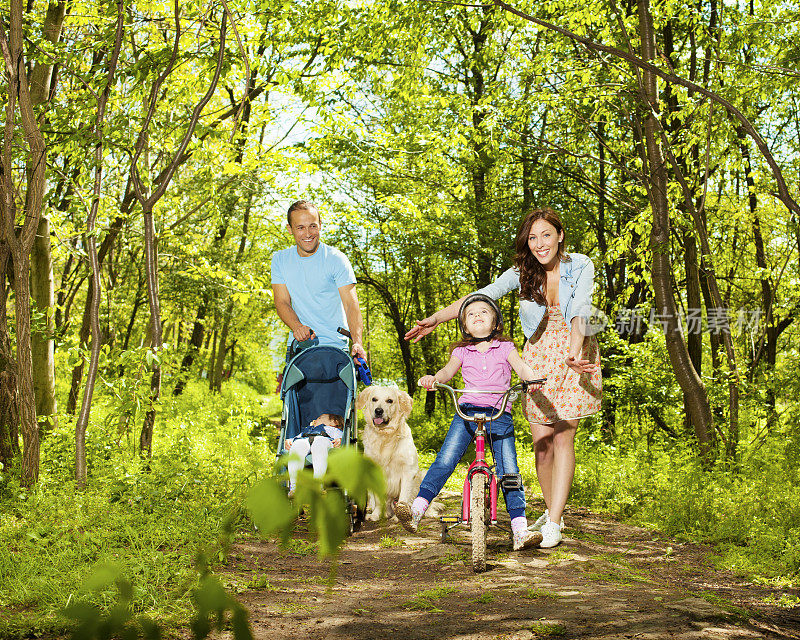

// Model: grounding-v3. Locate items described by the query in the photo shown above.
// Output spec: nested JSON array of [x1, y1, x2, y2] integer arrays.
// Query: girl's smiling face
[[463, 301, 496, 339], [528, 218, 564, 268]]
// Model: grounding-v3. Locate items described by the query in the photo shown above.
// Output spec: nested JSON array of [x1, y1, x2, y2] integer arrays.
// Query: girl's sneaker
[[513, 529, 543, 550], [540, 519, 562, 548], [396, 502, 422, 533]]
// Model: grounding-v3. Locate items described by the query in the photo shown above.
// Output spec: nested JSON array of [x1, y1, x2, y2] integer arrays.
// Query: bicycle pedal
[[440, 516, 460, 523]]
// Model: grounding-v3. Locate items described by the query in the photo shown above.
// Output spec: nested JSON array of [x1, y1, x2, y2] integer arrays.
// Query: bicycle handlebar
[[429, 380, 545, 423]]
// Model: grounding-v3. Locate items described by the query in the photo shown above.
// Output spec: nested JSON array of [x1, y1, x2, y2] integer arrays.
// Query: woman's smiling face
[[528, 218, 564, 268]]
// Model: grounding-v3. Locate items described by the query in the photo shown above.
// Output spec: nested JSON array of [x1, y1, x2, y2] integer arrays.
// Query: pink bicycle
[[434, 380, 543, 572]]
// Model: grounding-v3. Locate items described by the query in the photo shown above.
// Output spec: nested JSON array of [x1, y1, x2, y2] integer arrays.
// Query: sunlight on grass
[[403, 585, 459, 612], [379, 535, 404, 548]]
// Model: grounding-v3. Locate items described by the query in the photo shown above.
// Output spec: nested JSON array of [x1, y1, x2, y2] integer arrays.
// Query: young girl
[[285, 413, 344, 496], [396, 294, 543, 550]]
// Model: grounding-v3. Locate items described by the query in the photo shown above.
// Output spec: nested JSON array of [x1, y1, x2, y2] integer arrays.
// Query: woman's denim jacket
[[474, 253, 595, 340]]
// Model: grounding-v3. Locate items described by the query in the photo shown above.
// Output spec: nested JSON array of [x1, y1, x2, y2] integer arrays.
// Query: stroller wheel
[[348, 501, 364, 534]]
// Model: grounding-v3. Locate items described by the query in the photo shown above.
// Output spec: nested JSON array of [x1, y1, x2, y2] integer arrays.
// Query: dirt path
[[224, 496, 800, 640]]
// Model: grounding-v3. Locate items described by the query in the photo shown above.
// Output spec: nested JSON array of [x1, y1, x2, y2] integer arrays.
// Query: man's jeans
[[418, 403, 526, 519]]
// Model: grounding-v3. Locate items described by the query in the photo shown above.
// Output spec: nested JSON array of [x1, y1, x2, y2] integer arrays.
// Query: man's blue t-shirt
[[271, 242, 356, 349]]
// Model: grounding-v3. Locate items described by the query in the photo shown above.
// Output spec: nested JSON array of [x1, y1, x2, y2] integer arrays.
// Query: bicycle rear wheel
[[470, 474, 486, 572]]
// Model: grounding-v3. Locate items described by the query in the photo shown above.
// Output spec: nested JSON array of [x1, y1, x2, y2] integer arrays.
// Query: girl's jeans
[[418, 403, 526, 519]]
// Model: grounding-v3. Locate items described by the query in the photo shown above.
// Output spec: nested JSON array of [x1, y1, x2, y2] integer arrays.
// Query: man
[[271, 200, 367, 361]]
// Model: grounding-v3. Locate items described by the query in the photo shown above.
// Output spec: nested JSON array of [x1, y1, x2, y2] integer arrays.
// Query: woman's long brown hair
[[514, 208, 569, 305]]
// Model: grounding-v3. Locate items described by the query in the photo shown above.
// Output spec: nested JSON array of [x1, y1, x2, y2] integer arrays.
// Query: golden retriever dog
[[357, 385, 426, 522]]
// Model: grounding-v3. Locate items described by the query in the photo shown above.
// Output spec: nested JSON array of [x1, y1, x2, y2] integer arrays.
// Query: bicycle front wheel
[[470, 474, 486, 572]]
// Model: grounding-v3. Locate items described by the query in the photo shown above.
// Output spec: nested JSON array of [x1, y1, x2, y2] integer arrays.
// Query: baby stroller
[[276, 338, 366, 533]]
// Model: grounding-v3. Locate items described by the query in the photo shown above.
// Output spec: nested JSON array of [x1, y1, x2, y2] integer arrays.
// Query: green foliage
[[63, 568, 161, 640], [247, 446, 384, 560], [563, 433, 800, 580], [529, 621, 568, 637], [5, 1, 800, 636], [0, 380, 269, 635], [62, 559, 255, 640]]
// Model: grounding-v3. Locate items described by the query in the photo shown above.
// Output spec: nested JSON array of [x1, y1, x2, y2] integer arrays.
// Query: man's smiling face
[[288, 207, 321, 256]]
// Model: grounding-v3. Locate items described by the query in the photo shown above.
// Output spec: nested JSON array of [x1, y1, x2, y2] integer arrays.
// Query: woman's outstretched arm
[[404, 296, 467, 342]]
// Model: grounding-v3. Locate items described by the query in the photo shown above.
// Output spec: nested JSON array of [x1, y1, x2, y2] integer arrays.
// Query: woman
[[405, 208, 602, 548]]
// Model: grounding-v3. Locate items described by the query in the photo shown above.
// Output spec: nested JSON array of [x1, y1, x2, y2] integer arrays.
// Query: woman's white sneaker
[[540, 519, 562, 548], [529, 510, 549, 531], [529, 509, 565, 532]]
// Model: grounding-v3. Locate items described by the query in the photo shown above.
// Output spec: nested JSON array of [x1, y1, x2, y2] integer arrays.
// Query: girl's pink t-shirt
[[451, 340, 514, 412]]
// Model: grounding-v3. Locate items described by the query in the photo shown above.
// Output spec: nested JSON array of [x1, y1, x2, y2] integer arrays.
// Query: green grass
[[0, 379, 274, 637], [522, 587, 563, 600], [545, 549, 575, 565], [762, 593, 800, 608], [518, 428, 800, 585], [471, 592, 494, 604], [379, 535, 404, 548], [529, 621, 567, 636], [284, 539, 317, 555], [403, 585, 459, 612], [242, 575, 278, 591]]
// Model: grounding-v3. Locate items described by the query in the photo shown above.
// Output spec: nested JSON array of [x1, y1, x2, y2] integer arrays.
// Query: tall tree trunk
[[636, 0, 713, 462], [28, 0, 67, 435], [12, 256, 40, 484], [75, 0, 124, 485], [122, 271, 145, 352], [1, 0, 49, 485], [66, 216, 126, 414], [737, 127, 778, 429], [682, 229, 702, 434], [173, 301, 206, 395], [212, 302, 232, 392], [212, 186, 253, 393], [412, 259, 438, 413], [207, 323, 218, 385], [30, 217, 57, 433], [360, 273, 415, 394], [139, 207, 161, 457]]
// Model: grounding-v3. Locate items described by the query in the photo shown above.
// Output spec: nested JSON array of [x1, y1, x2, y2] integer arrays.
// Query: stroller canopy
[[280, 346, 356, 441]]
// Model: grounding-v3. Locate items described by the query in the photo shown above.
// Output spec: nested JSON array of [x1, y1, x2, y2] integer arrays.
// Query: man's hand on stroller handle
[[336, 326, 368, 361], [292, 325, 315, 342]]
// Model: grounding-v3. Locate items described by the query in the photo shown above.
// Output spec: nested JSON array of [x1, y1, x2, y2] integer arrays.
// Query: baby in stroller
[[285, 412, 344, 496]]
